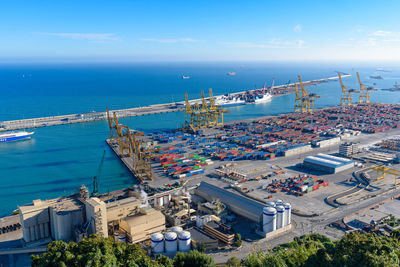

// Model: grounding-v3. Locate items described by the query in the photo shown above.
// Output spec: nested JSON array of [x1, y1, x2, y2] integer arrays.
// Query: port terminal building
[[303, 153, 355, 174]]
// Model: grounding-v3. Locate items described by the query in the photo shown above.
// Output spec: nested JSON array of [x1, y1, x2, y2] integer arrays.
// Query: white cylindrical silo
[[165, 232, 178, 253], [283, 202, 291, 225], [151, 233, 164, 253], [266, 201, 276, 208], [171, 226, 183, 233], [274, 199, 283, 206], [178, 231, 191, 252], [263, 206, 277, 233], [276, 205, 285, 229]]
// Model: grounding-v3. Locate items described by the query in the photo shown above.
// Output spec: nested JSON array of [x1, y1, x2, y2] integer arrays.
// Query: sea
[[0, 61, 399, 216]]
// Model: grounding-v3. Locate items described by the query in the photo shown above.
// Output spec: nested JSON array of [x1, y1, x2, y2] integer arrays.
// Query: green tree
[[226, 256, 242, 267], [31, 235, 164, 267], [156, 254, 174, 267], [174, 250, 215, 267], [235, 233, 242, 247], [196, 242, 206, 253]]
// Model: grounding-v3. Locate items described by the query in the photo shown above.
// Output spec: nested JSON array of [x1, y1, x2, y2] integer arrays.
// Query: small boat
[[370, 75, 383, 80], [0, 131, 34, 143], [227, 72, 236, 76], [182, 75, 190, 79]]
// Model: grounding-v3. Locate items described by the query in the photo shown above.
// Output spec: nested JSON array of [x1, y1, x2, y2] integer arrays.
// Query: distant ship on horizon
[[182, 75, 190, 79], [376, 67, 391, 72], [227, 72, 236, 76], [370, 75, 383, 80]]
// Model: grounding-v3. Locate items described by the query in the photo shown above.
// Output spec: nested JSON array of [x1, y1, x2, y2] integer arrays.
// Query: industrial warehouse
[[303, 153, 355, 174]]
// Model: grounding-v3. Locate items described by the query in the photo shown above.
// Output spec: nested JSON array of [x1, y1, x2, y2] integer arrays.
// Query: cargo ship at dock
[[215, 94, 246, 107], [0, 131, 34, 143]]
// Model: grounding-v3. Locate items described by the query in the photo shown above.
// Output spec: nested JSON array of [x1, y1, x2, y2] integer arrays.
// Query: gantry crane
[[295, 75, 320, 112], [106, 108, 152, 182], [338, 72, 359, 106], [357, 72, 377, 103], [183, 89, 228, 133], [370, 165, 400, 189], [294, 83, 306, 112]]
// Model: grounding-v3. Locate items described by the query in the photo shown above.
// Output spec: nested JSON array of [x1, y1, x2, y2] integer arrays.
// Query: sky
[[1, 0, 400, 62]]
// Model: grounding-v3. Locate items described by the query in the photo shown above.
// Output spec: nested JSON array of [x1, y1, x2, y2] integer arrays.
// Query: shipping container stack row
[[264, 175, 329, 196], [201, 141, 274, 161]]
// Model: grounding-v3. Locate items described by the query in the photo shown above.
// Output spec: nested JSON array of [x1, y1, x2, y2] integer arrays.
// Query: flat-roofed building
[[303, 153, 355, 174], [188, 227, 218, 251], [203, 221, 234, 244], [119, 207, 165, 244]]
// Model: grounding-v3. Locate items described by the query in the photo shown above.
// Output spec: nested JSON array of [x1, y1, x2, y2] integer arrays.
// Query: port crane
[[91, 150, 106, 197], [183, 88, 228, 133], [370, 165, 400, 189], [295, 75, 320, 112], [338, 72, 359, 105], [357, 72, 377, 103], [106, 108, 152, 182]]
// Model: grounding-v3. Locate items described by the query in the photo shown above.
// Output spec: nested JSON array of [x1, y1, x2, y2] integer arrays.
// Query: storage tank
[[266, 201, 276, 208], [276, 205, 285, 229], [165, 232, 178, 253], [151, 233, 164, 253], [171, 226, 183, 233], [274, 199, 283, 206], [178, 231, 191, 252], [263, 206, 277, 233], [283, 202, 291, 225]]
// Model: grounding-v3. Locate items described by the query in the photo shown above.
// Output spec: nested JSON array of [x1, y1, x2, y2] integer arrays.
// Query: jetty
[[0, 75, 350, 131]]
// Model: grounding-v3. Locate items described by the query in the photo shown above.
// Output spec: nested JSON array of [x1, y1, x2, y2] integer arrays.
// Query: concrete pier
[[0, 75, 349, 131]]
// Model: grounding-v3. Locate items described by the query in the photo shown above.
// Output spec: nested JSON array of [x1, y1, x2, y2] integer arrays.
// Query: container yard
[[105, 102, 400, 191]]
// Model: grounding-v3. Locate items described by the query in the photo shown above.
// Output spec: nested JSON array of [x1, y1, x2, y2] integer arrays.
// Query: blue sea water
[[0, 62, 399, 216]]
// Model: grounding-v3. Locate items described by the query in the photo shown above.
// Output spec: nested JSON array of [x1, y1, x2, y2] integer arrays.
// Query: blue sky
[[1, 0, 400, 62]]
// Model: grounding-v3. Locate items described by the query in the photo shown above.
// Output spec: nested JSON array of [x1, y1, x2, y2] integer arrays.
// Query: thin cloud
[[224, 39, 305, 49], [33, 32, 119, 42], [371, 30, 393, 37], [140, 38, 203, 43], [293, 24, 302, 33]]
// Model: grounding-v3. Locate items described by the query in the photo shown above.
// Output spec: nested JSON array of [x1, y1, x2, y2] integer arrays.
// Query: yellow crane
[[370, 165, 400, 189], [338, 72, 359, 105], [106, 108, 152, 182], [183, 89, 227, 132], [357, 72, 377, 103], [294, 83, 305, 112], [295, 75, 320, 112]]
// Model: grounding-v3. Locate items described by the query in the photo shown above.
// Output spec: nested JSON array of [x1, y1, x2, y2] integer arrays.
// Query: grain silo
[[164, 232, 178, 253], [276, 205, 285, 229], [262, 206, 277, 233], [283, 202, 291, 226], [178, 231, 191, 252], [151, 233, 164, 253]]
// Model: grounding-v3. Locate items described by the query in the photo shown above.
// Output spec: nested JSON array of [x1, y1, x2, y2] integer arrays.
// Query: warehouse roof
[[195, 182, 264, 220], [304, 154, 354, 169]]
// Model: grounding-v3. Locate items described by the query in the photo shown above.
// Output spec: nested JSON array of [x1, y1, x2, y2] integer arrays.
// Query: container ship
[[0, 131, 34, 143], [215, 94, 245, 107]]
